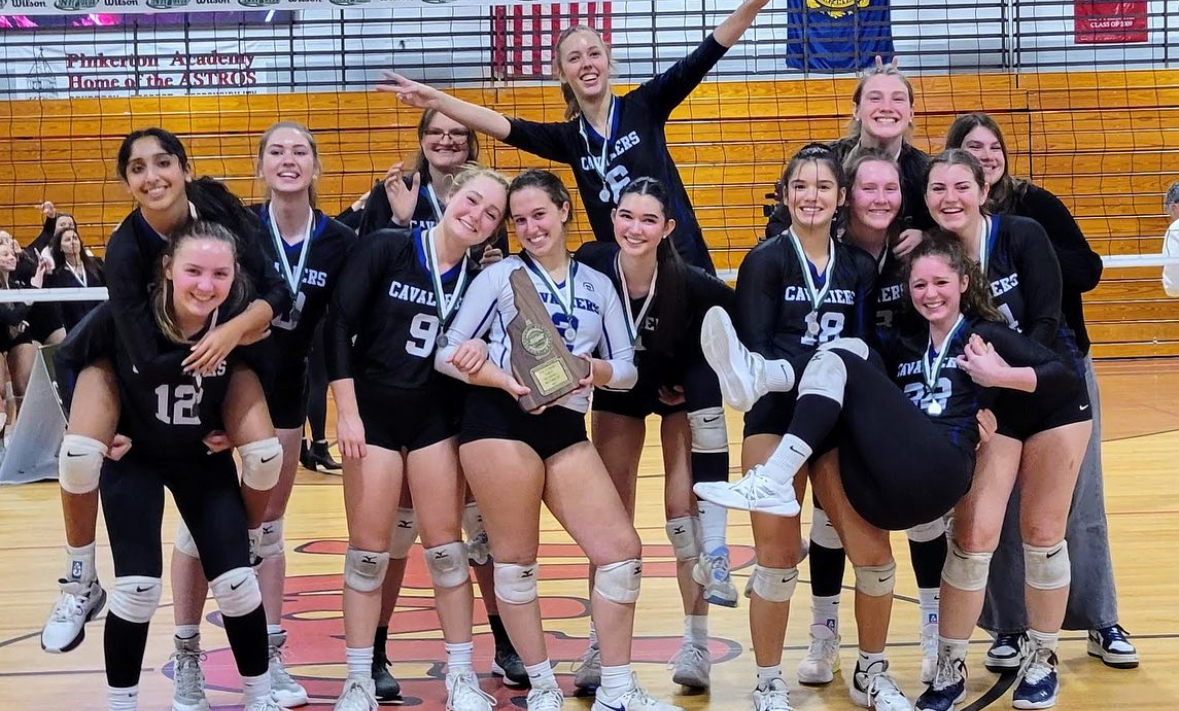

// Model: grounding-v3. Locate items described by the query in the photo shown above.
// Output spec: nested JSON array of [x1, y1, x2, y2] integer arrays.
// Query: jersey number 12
[[154, 384, 202, 426]]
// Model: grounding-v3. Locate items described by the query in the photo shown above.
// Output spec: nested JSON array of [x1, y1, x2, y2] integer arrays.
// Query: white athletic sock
[[918, 587, 940, 629], [241, 672, 271, 702], [587, 620, 599, 648], [857, 649, 887, 674], [65, 542, 97, 582], [599, 664, 631, 698], [684, 615, 708, 647], [346, 646, 374, 680], [1027, 629, 1060, 653], [756, 665, 783, 688], [108, 684, 138, 711], [939, 636, 970, 662], [174, 625, 200, 641], [763, 358, 795, 392], [811, 594, 841, 635], [525, 660, 558, 690], [267, 623, 283, 637], [446, 640, 475, 674], [764, 435, 812, 487], [697, 502, 729, 555]]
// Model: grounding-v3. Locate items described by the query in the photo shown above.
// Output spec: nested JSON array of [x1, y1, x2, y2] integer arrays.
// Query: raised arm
[[377, 71, 512, 141], [714, 0, 772, 47]]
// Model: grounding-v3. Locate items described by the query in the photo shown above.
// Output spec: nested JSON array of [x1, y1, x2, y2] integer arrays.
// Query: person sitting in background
[[1162, 181, 1179, 296], [336, 190, 370, 232], [34, 201, 78, 253], [46, 226, 106, 332]]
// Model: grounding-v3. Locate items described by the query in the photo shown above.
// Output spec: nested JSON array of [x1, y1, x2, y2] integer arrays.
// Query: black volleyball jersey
[[103, 209, 289, 381], [504, 35, 732, 275], [325, 227, 479, 389], [882, 317, 1078, 456], [869, 247, 907, 333], [981, 214, 1064, 347], [58, 302, 239, 459], [735, 234, 877, 361], [255, 205, 356, 362]]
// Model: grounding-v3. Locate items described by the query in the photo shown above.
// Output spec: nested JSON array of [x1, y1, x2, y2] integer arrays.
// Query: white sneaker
[[700, 307, 769, 412], [851, 662, 912, 711], [527, 687, 565, 711], [919, 624, 939, 684], [446, 670, 497, 711], [693, 548, 739, 608], [573, 644, 601, 691], [41, 578, 106, 653], [694, 467, 800, 518], [333, 677, 378, 711], [269, 630, 308, 707], [797, 625, 840, 685], [244, 695, 288, 711], [670, 642, 711, 689], [171, 636, 210, 711], [753, 678, 794, 711], [591, 675, 683, 711]]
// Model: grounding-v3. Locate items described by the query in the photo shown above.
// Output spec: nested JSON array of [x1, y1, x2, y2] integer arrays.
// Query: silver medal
[[598, 187, 611, 203], [807, 317, 821, 336], [564, 327, 577, 342], [927, 400, 943, 416], [435, 333, 449, 349]]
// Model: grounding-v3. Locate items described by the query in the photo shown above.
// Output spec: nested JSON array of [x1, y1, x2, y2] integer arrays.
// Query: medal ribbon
[[615, 253, 657, 345], [977, 215, 993, 273], [922, 314, 966, 403], [788, 229, 836, 315], [422, 227, 470, 333], [425, 182, 445, 224], [266, 202, 314, 298], [521, 252, 576, 326], [578, 96, 617, 202]]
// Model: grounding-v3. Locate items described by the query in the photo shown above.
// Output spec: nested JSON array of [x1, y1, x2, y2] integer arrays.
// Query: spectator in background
[[1162, 181, 1179, 296], [336, 190, 370, 232], [34, 201, 77, 253], [46, 226, 105, 332]]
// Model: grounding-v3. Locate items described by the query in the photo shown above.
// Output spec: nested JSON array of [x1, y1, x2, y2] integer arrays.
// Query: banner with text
[[1074, 1, 1147, 44]]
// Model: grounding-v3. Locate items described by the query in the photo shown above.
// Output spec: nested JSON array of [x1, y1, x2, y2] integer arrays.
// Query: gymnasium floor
[[1, 359, 1177, 711]]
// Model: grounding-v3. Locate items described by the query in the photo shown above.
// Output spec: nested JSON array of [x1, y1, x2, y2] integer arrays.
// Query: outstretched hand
[[376, 70, 441, 110]]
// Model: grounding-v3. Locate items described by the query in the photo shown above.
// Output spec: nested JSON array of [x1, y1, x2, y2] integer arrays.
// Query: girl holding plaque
[[324, 166, 509, 711], [435, 170, 683, 711], [916, 151, 1092, 711], [573, 177, 737, 692]]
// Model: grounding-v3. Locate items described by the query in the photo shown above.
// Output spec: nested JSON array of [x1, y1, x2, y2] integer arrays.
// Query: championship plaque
[[508, 267, 590, 412]]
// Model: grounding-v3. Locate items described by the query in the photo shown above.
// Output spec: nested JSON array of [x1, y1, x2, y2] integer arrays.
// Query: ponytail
[[185, 176, 263, 250]]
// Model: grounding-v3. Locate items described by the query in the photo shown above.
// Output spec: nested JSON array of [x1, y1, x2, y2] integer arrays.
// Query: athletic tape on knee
[[809, 507, 844, 550], [424, 542, 470, 589], [58, 434, 107, 494], [854, 560, 897, 597], [258, 519, 284, 560], [797, 350, 849, 405], [110, 576, 162, 624], [687, 407, 728, 454], [209, 567, 262, 618], [344, 547, 390, 593], [239, 437, 282, 492], [906, 518, 947, 544], [493, 562, 539, 604], [749, 565, 798, 603], [817, 337, 869, 360], [941, 539, 992, 592], [1024, 541, 1070, 591], [665, 517, 701, 561], [594, 559, 643, 604], [389, 508, 418, 559], [174, 519, 200, 559]]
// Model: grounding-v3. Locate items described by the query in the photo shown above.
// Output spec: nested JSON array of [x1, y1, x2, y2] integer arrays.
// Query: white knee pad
[[941, 539, 992, 592], [797, 350, 848, 405], [110, 576, 162, 624], [344, 547, 390, 593], [665, 516, 701, 562], [809, 508, 844, 550], [389, 508, 418, 559], [424, 542, 470, 589], [594, 559, 643, 604], [258, 519, 284, 560], [1024, 541, 1070, 591], [174, 519, 200, 559], [239, 437, 282, 492], [493, 561, 539, 604], [687, 407, 728, 454], [854, 560, 897, 597], [209, 567, 262, 618], [906, 518, 947, 543], [59, 434, 107, 495], [817, 337, 869, 360], [749, 565, 798, 603]]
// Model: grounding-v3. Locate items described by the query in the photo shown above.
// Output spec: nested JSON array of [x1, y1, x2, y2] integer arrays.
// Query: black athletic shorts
[[356, 378, 462, 452], [265, 357, 309, 430], [460, 386, 587, 461], [592, 368, 686, 420], [995, 383, 1092, 441]]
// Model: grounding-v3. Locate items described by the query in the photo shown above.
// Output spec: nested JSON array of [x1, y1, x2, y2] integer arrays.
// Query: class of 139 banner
[[1074, 1, 1147, 44]]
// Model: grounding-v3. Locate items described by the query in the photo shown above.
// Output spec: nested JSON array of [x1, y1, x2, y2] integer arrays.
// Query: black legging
[[100, 451, 267, 688], [306, 321, 329, 442]]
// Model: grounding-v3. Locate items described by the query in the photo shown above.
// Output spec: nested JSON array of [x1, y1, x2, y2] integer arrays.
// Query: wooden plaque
[[507, 267, 591, 412]]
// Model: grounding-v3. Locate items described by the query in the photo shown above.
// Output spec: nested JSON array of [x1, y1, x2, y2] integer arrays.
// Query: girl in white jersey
[[435, 170, 678, 711]]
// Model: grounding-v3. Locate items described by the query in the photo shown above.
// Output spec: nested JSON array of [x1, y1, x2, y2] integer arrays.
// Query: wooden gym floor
[[1, 359, 1177, 711]]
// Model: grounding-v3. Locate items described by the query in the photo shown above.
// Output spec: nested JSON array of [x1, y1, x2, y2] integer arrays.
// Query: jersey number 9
[[406, 313, 441, 357]]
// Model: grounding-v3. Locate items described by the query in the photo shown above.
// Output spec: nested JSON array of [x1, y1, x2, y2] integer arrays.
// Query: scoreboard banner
[[0, 0, 542, 16]]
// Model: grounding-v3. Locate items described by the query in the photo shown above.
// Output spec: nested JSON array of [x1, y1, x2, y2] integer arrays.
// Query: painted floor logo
[[172, 541, 755, 708]]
